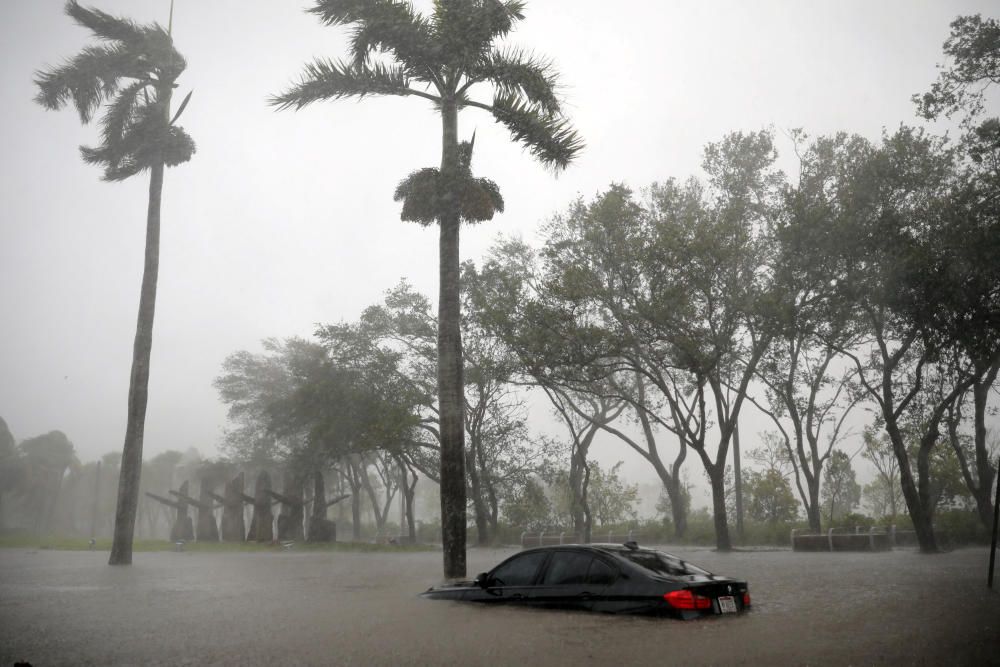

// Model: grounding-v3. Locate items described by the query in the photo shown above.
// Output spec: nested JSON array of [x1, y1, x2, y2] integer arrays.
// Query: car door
[[582, 556, 621, 612], [483, 550, 549, 604], [533, 550, 603, 610]]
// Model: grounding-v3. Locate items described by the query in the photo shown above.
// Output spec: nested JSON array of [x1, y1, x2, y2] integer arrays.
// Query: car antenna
[[623, 540, 639, 550]]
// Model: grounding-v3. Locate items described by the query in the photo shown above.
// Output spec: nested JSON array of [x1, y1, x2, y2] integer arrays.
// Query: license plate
[[718, 596, 737, 614]]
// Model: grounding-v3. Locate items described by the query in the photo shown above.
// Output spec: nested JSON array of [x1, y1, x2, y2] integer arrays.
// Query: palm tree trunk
[[109, 158, 163, 565], [438, 98, 467, 579]]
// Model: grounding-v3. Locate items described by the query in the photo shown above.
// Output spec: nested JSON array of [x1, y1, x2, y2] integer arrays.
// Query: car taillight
[[663, 589, 712, 610], [743, 592, 751, 607]]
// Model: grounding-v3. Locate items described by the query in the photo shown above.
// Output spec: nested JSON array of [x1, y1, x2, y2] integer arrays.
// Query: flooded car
[[421, 542, 751, 618]]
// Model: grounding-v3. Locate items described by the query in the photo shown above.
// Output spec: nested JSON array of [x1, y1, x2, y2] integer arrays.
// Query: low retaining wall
[[792, 528, 892, 552]]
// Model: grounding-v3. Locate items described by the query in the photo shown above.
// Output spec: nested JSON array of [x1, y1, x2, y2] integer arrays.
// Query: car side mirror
[[474, 572, 490, 588]]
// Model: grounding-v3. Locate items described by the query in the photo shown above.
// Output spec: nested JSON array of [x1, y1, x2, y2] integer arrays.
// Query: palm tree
[[272, 0, 582, 579], [34, 1, 195, 565]]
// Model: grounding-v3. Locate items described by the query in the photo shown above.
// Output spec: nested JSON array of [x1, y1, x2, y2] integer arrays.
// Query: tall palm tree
[[34, 1, 195, 565], [272, 0, 582, 578]]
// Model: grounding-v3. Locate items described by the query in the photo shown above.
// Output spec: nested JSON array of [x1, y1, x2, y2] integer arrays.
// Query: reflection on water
[[0, 546, 996, 665]]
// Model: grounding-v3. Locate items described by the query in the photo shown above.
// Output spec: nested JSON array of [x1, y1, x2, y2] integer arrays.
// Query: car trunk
[[685, 577, 749, 614]]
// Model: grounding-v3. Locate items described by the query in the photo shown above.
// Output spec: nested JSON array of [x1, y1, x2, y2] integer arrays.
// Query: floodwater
[[1, 545, 997, 665]]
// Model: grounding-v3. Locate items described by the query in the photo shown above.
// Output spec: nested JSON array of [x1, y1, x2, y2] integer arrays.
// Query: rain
[[1, 1, 999, 664]]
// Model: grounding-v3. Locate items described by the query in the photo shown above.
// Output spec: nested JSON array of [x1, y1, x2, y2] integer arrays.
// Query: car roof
[[518, 543, 666, 560], [520, 543, 658, 553]]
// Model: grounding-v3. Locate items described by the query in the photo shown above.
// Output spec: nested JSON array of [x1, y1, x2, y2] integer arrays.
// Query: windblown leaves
[[34, 0, 194, 181]]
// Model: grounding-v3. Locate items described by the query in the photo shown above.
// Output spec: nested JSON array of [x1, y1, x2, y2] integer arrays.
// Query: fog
[[1, 0, 992, 480]]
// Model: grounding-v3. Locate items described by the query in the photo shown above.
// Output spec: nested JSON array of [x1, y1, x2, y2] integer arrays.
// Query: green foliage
[[544, 460, 638, 528], [0, 418, 14, 458], [861, 430, 904, 521], [274, 0, 582, 170], [500, 476, 550, 531], [744, 469, 799, 523], [934, 508, 993, 545], [34, 0, 195, 181], [586, 461, 639, 526], [19, 431, 78, 472], [821, 450, 860, 524], [914, 14, 1000, 122]]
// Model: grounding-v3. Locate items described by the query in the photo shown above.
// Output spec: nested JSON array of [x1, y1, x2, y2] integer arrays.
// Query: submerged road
[[1, 545, 998, 665]]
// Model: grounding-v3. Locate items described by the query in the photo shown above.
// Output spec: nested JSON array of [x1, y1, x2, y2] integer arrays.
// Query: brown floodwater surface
[[1, 545, 998, 665]]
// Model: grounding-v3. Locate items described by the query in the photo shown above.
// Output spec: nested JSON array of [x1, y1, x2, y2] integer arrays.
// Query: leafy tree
[[215, 338, 313, 467], [655, 476, 691, 531], [501, 475, 550, 532], [913, 16, 1000, 529], [322, 276, 548, 545], [546, 460, 637, 529], [272, 0, 582, 579], [820, 450, 860, 524], [745, 468, 799, 524], [796, 127, 998, 551], [752, 134, 864, 532], [34, 1, 195, 565], [469, 243, 627, 542], [861, 430, 904, 522], [19, 431, 79, 533], [914, 14, 1000, 123], [0, 418, 20, 529], [586, 461, 639, 526]]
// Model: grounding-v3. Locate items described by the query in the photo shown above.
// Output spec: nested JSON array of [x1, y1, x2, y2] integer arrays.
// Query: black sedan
[[421, 542, 750, 618]]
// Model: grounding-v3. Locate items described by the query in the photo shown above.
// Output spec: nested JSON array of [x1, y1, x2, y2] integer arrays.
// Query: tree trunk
[[403, 467, 417, 540], [806, 477, 822, 533], [663, 475, 688, 539], [885, 419, 938, 552], [346, 459, 363, 540], [438, 98, 466, 579], [465, 443, 490, 546], [109, 158, 163, 566], [733, 422, 743, 541], [972, 370, 999, 528], [708, 465, 732, 551], [90, 460, 101, 539]]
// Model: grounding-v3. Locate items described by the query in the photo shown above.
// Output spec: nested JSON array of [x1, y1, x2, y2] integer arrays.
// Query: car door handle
[[579, 592, 592, 598], [510, 593, 524, 599]]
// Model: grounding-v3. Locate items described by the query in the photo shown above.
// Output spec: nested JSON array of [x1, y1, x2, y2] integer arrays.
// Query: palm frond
[[333, 4, 437, 68], [485, 1, 526, 40], [98, 80, 146, 151], [82, 106, 195, 182], [491, 93, 584, 169], [34, 43, 141, 122], [474, 47, 560, 114], [270, 58, 412, 110], [308, 0, 385, 26], [65, 0, 147, 45], [432, 0, 499, 68]]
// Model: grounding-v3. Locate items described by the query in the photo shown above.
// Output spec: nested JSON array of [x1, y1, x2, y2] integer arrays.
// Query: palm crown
[[271, 0, 583, 169], [34, 0, 195, 181]]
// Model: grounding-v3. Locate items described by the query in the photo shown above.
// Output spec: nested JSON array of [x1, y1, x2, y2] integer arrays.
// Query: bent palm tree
[[35, 0, 195, 565], [273, 0, 582, 578]]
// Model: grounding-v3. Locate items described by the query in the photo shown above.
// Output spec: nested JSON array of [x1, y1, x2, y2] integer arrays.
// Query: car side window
[[540, 551, 592, 585], [490, 551, 548, 587], [586, 558, 618, 586]]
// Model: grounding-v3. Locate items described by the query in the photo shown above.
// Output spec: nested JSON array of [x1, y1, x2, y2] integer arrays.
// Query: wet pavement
[[1, 545, 998, 665]]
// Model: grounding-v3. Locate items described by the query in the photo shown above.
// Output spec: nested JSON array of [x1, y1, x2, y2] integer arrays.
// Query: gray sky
[[1, 1, 994, 498]]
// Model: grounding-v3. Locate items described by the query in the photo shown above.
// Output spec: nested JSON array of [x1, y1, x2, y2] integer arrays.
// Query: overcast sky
[[1, 1, 995, 501]]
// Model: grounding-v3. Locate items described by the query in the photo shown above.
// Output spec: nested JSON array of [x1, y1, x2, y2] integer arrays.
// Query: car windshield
[[617, 550, 710, 577]]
